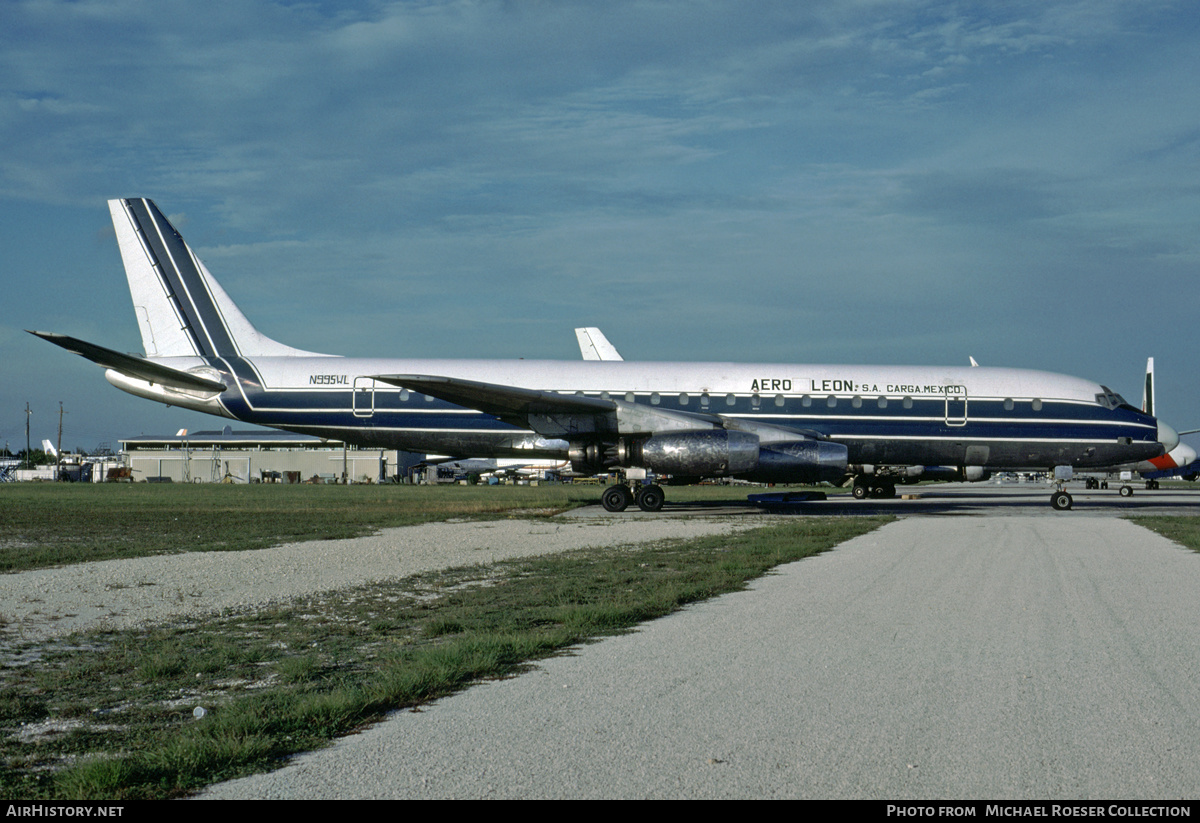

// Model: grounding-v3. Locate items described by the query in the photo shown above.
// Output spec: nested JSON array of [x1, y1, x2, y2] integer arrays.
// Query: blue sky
[[3, 0, 1198, 451]]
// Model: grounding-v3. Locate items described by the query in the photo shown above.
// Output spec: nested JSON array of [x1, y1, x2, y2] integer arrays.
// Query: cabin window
[[700, 393, 710, 408], [400, 389, 410, 402], [601, 391, 611, 400], [679, 393, 689, 406], [774, 395, 785, 407], [425, 394, 434, 403], [625, 391, 635, 402], [1003, 398, 1014, 411], [877, 396, 887, 409], [751, 394, 761, 409], [725, 394, 736, 406], [1032, 399, 1043, 411], [851, 396, 862, 409], [801, 395, 812, 407], [902, 396, 913, 409], [826, 396, 837, 408], [650, 392, 661, 405]]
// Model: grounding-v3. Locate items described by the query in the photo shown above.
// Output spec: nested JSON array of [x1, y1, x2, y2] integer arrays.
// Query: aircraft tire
[[636, 484, 665, 512], [852, 483, 869, 500], [1119, 485, 1134, 497], [1051, 491, 1073, 510], [602, 485, 633, 512]]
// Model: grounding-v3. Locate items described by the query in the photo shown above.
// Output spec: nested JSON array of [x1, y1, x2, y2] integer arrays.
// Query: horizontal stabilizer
[[28, 331, 227, 393]]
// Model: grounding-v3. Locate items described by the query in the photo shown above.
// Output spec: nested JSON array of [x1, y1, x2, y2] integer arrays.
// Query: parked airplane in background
[[575, 328, 623, 362], [31, 199, 1177, 512], [1080, 358, 1198, 494], [1135, 357, 1197, 479]]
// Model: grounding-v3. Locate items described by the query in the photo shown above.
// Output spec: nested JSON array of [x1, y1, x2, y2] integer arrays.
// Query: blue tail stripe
[[125, 199, 237, 358]]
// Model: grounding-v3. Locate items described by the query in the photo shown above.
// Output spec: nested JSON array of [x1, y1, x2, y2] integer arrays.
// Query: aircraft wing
[[370, 373, 834, 446], [27, 331, 228, 393], [371, 373, 723, 438]]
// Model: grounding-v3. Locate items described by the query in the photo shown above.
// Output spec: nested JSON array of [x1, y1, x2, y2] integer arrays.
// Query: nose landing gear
[[1051, 489, 1073, 510]]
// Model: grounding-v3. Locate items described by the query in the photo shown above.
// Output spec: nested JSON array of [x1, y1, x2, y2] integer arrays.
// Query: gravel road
[[1, 516, 757, 644]]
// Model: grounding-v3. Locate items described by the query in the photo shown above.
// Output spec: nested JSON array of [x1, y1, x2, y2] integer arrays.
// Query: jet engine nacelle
[[638, 430, 760, 476], [568, 442, 608, 476], [961, 465, 991, 482], [740, 440, 849, 483], [576, 430, 848, 482], [918, 465, 992, 482]]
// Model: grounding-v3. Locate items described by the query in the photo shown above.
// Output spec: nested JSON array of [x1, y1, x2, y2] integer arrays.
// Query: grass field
[[0, 482, 878, 799], [0, 482, 835, 574]]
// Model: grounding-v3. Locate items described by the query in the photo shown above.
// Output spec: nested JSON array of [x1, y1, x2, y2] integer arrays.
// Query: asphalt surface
[[200, 494, 1200, 799], [564, 481, 1200, 518]]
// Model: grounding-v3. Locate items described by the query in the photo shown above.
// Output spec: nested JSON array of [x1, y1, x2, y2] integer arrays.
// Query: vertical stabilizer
[[108, 199, 329, 358], [575, 327, 624, 361]]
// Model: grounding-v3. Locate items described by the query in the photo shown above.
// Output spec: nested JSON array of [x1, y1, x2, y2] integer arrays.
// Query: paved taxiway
[[582, 482, 1200, 518], [201, 498, 1200, 799]]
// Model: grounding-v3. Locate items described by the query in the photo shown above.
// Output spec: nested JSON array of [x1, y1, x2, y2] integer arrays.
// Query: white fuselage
[[108, 354, 1165, 472]]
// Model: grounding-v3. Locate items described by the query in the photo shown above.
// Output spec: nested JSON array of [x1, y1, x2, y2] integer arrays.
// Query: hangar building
[[119, 427, 422, 483]]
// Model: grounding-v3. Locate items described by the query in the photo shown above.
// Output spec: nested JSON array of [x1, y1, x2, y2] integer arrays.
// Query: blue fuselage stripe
[[208, 379, 1158, 460]]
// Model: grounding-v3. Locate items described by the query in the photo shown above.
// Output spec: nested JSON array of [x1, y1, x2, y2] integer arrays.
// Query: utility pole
[[25, 403, 31, 470]]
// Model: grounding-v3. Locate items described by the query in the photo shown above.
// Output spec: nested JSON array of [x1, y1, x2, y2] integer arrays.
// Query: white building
[[119, 427, 422, 483]]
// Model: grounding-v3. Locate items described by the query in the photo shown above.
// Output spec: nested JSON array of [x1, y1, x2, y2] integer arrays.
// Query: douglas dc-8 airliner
[[31, 198, 1178, 511]]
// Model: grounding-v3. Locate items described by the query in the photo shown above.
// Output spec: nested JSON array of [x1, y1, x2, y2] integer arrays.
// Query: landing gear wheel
[[636, 484, 665, 512], [852, 483, 869, 500], [1051, 491, 1073, 511], [602, 484, 633, 512], [1119, 485, 1134, 497]]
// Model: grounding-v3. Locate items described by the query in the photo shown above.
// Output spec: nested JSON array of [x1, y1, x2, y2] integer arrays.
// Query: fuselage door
[[945, 384, 967, 426], [353, 376, 376, 418]]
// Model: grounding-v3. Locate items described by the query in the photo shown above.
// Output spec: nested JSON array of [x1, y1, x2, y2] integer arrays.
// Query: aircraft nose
[[1158, 420, 1180, 452]]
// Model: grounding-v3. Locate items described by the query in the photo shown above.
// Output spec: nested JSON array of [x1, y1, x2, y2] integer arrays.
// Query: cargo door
[[944, 384, 967, 426], [353, 376, 376, 418]]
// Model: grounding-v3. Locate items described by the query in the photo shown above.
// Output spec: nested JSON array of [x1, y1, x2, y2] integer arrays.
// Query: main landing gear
[[1051, 489, 1073, 510], [602, 483, 666, 512]]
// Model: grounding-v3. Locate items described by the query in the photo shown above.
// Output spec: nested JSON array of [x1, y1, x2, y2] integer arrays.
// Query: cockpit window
[[1095, 386, 1129, 410]]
